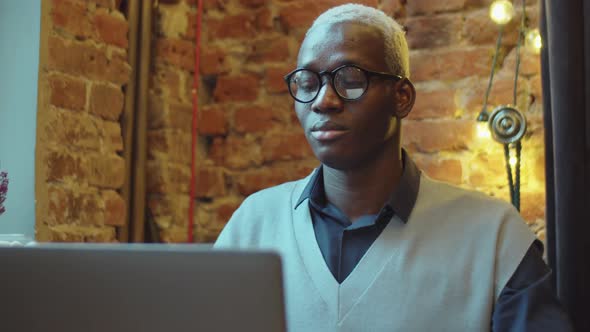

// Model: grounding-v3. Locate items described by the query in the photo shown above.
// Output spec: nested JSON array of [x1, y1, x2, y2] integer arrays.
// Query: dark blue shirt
[[295, 152, 572, 331]]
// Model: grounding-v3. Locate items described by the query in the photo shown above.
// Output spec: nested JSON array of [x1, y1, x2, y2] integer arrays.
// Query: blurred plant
[[0, 170, 8, 215]]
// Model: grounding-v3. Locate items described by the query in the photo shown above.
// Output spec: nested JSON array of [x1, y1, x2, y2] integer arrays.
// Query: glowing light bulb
[[489, 0, 515, 25], [525, 29, 543, 54], [477, 122, 491, 139], [509, 156, 517, 167]]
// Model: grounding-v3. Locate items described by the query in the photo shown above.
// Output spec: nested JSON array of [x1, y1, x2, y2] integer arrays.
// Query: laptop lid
[[0, 244, 286, 332]]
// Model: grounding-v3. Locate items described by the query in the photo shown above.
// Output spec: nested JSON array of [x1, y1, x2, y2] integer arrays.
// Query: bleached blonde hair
[[306, 3, 410, 78]]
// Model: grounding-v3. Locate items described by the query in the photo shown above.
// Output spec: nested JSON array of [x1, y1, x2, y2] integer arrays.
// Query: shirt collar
[[294, 150, 421, 224]]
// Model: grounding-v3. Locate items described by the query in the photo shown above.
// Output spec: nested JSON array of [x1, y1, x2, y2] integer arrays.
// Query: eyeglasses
[[284, 64, 403, 103]]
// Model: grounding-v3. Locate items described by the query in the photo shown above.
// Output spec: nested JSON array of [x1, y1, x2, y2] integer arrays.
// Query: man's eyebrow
[[298, 59, 362, 71]]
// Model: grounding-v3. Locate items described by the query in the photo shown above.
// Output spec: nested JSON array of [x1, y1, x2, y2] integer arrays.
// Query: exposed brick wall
[[37, 0, 545, 243], [149, 0, 545, 243], [35, 0, 130, 242]]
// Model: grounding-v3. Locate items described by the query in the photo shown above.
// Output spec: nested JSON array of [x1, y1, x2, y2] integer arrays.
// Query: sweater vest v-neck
[[215, 173, 536, 332]]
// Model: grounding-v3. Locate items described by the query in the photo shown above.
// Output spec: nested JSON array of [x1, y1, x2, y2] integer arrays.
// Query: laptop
[[0, 244, 286, 332]]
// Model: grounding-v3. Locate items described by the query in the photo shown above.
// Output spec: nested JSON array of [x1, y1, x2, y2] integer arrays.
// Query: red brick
[[466, 148, 511, 188], [406, 0, 465, 15], [462, 8, 520, 46], [77, 191, 105, 225], [88, 153, 125, 189], [148, 98, 192, 131], [89, 83, 124, 121], [530, 75, 542, 102], [465, 0, 537, 7], [403, 120, 475, 152], [523, 113, 544, 138], [234, 104, 280, 133], [47, 36, 131, 84], [102, 190, 126, 226], [152, 66, 182, 99], [101, 120, 124, 152], [239, 0, 267, 8], [460, 76, 528, 112], [47, 184, 69, 225], [248, 36, 290, 63], [266, 66, 290, 93], [155, 38, 195, 71], [520, 190, 545, 224], [476, 148, 509, 176], [214, 199, 243, 223], [45, 149, 89, 182], [405, 14, 462, 49], [93, 0, 115, 9], [195, 167, 227, 198], [46, 185, 105, 226], [46, 225, 116, 242], [209, 136, 263, 169], [148, 193, 189, 227], [464, 0, 493, 6], [51, 0, 92, 39], [255, 7, 274, 31], [207, 13, 256, 39], [200, 47, 230, 76], [146, 159, 191, 194], [148, 129, 192, 164], [169, 102, 194, 130], [198, 0, 229, 11], [184, 12, 197, 40], [261, 131, 313, 162], [410, 46, 492, 82], [42, 108, 101, 150], [379, 0, 404, 18], [501, 48, 541, 77], [103, 49, 132, 85], [213, 74, 260, 102], [198, 105, 228, 135], [48, 74, 87, 111], [533, 149, 545, 183], [413, 154, 463, 184], [236, 163, 316, 195], [278, 0, 379, 32], [94, 9, 129, 48], [159, 226, 189, 243], [409, 87, 457, 120]]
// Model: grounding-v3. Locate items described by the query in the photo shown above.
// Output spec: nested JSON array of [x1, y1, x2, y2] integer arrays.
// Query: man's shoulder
[[419, 175, 516, 215]]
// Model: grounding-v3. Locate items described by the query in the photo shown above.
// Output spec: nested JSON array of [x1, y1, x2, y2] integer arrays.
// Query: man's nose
[[311, 81, 343, 114]]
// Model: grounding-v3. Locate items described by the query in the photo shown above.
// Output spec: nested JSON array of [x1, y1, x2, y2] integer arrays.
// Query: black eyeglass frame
[[283, 64, 404, 103]]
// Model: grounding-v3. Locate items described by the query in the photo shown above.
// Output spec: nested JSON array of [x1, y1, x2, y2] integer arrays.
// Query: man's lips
[[310, 121, 349, 141], [310, 130, 348, 141]]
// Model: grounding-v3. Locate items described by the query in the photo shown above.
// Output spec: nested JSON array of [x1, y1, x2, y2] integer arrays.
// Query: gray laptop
[[0, 244, 286, 332]]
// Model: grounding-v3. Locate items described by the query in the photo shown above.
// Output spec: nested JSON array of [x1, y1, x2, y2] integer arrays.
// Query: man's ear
[[392, 78, 416, 119]]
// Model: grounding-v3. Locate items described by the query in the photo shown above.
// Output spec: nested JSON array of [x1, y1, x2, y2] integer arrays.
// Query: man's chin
[[314, 151, 358, 170]]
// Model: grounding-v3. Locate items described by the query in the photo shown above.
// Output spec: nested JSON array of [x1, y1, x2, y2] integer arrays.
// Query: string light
[[477, 122, 491, 139], [489, 0, 515, 25], [525, 28, 542, 54], [509, 156, 517, 167]]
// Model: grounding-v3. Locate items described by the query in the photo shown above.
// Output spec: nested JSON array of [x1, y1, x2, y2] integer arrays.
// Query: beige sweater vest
[[215, 173, 536, 332]]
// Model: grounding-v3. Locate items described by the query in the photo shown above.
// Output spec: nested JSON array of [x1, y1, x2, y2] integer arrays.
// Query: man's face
[[295, 22, 402, 170]]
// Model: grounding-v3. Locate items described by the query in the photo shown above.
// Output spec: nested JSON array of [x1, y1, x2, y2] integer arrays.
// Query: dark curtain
[[541, 0, 590, 330]]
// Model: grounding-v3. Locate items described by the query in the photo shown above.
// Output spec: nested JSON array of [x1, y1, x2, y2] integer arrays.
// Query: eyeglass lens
[[288, 66, 368, 102]]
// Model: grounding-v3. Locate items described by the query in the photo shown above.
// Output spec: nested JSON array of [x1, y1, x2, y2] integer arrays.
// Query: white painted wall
[[0, 0, 41, 241]]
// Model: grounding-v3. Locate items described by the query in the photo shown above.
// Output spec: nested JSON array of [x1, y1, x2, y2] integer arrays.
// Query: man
[[215, 4, 571, 331]]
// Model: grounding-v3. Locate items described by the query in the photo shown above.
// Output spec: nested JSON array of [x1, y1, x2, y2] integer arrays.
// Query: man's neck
[[322, 144, 403, 222]]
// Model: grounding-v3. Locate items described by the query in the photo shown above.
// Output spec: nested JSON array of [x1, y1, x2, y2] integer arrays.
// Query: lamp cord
[[482, 25, 505, 116]]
